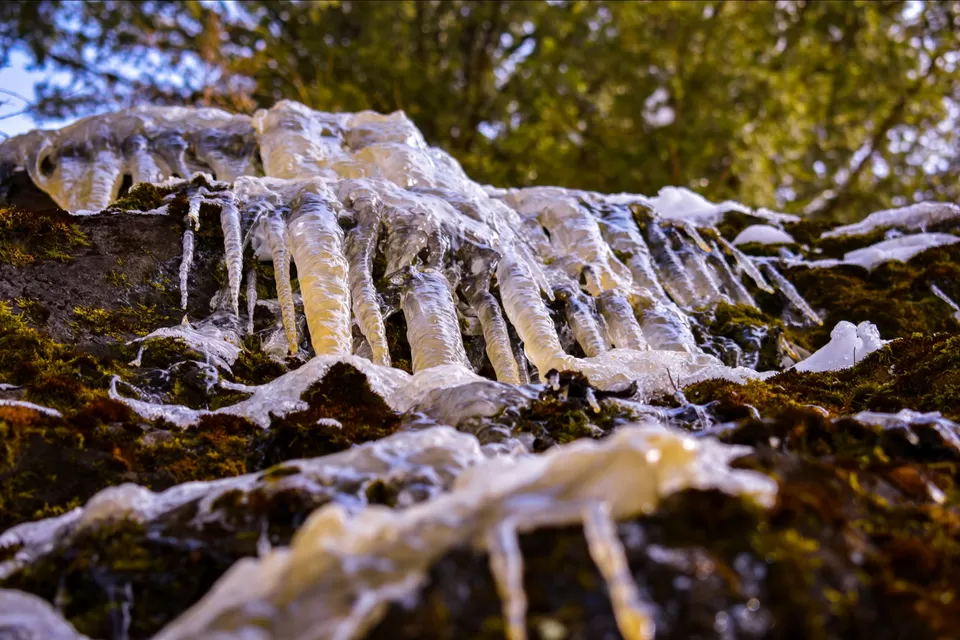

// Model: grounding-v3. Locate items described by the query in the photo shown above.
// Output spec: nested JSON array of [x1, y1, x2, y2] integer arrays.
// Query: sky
[[0, 50, 76, 138]]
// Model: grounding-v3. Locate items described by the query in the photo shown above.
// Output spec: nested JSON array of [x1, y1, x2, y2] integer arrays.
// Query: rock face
[[0, 102, 959, 640]]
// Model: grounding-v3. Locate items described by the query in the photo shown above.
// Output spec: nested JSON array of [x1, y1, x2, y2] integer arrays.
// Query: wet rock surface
[[0, 103, 959, 640]]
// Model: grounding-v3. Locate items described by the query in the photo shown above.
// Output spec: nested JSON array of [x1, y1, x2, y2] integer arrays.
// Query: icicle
[[264, 212, 298, 355], [630, 290, 700, 353], [187, 190, 204, 228], [28, 140, 126, 214], [676, 220, 712, 253], [124, 134, 164, 185], [341, 182, 390, 366], [378, 186, 445, 276], [582, 502, 655, 640], [487, 521, 528, 640], [715, 234, 774, 293], [930, 283, 960, 322], [594, 201, 666, 299], [219, 191, 243, 315], [642, 219, 698, 308], [557, 285, 608, 358], [193, 120, 259, 183], [401, 269, 470, 372], [287, 183, 352, 356], [763, 263, 822, 325], [496, 252, 573, 375], [706, 240, 757, 309], [514, 342, 532, 384], [252, 100, 347, 179], [664, 225, 724, 306], [598, 290, 647, 350], [153, 131, 192, 180], [538, 200, 631, 295], [179, 228, 194, 312], [473, 291, 522, 384], [245, 267, 257, 335]]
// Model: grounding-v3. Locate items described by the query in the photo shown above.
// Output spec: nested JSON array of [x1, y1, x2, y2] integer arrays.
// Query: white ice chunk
[[643, 186, 751, 225], [732, 224, 795, 246], [792, 320, 886, 373], [0, 399, 63, 417]]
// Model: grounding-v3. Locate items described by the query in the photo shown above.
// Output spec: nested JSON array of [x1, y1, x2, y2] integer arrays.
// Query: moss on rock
[[0, 205, 89, 266], [686, 332, 960, 423]]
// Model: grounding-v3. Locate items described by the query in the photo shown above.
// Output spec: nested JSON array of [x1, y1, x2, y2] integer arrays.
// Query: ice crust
[[841, 232, 960, 270], [821, 202, 960, 239]]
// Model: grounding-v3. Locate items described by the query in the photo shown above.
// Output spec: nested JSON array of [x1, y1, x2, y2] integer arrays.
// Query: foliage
[[2, 1, 959, 222]]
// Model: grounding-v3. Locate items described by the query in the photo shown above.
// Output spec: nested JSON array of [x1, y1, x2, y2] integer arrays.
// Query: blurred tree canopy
[[1, 0, 959, 221]]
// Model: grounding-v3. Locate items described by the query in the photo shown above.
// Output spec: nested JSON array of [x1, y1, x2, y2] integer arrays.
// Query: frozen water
[[842, 233, 960, 270], [821, 202, 960, 238], [732, 224, 795, 246], [154, 422, 775, 640], [792, 320, 886, 372]]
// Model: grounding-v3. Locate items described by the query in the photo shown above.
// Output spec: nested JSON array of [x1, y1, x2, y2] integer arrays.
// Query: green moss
[[12, 296, 47, 325], [135, 337, 203, 369], [686, 333, 960, 422], [482, 372, 641, 451], [384, 312, 413, 373], [232, 336, 286, 385], [103, 182, 176, 214], [776, 244, 960, 351], [3, 519, 236, 639], [0, 205, 89, 266], [0, 302, 122, 411], [104, 269, 130, 289], [70, 303, 168, 341], [692, 302, 790, 371]]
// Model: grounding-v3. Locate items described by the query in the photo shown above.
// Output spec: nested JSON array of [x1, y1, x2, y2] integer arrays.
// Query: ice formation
[[732, 224, 795, 246], [930, 283, 960, 323], [642, 186, 751, 224], [841, 232, 960, 270], [792, 320, 886, 372], [152, 422, 775, 640], [0, 589, 89, 640], [0, 100, 832, 397], [821, 201, 960, 238]]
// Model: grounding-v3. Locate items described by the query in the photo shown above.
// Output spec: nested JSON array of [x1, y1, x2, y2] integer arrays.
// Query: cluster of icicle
[[0, 101, 838, 640], [2, 100, 823, 392]]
